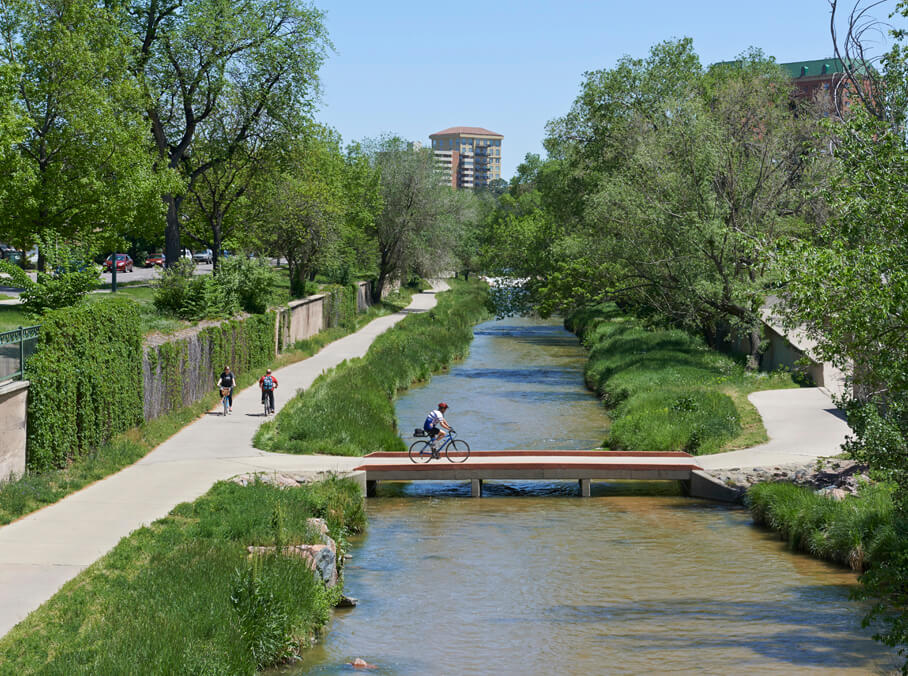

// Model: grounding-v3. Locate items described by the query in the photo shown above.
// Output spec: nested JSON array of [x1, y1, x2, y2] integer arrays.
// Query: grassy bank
[[0, 289, 415, 525], [0, 477, 364, 674], [566, 303, 798, 454], [747, 481, 894, 571], [255, 280, 490, 456]]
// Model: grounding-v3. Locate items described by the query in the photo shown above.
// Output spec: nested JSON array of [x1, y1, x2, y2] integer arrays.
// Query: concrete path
[[0, 284, 447, 639], [697, 388, 852, 471]]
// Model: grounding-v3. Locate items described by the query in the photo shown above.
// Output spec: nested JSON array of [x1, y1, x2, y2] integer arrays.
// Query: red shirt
[[259, 374, 278, 389]]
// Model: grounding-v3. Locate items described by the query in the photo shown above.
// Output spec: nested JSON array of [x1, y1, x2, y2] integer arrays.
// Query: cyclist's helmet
[[438, 402, 448, 410]]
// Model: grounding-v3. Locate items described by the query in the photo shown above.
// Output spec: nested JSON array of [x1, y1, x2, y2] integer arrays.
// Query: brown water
[[287, 317, 896, 675]]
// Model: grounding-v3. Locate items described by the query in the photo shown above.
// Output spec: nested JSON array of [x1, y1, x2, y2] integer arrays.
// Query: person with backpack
[[259, 368, 278, 415], [217, 365, 235, 413]]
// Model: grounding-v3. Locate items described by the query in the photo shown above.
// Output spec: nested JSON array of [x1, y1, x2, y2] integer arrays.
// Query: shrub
[[152, 258, 198, 317], [26, 297, 144, 471], [0, 260, 99, 315], [216, 256, 275, 315]]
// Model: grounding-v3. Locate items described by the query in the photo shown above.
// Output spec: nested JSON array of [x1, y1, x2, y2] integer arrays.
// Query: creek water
[[287, 317, 897, 675]]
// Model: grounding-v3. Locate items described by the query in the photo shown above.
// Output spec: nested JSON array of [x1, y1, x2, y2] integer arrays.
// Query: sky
[[315, 0, 892, 180]]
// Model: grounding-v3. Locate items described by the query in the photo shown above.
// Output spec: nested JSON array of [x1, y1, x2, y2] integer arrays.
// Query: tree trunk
[[164, 195, 182, 268], [747, 325, 763, 371], [212, 218, 222, 271], [371, 271, 386, 304]]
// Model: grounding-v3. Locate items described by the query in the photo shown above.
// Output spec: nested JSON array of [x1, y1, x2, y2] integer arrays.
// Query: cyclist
[[217, 365, 235, 413], [259, 368, 278, 415], [423, 402, 452, 450]]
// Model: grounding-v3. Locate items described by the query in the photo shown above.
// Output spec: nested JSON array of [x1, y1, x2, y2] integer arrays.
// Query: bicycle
[[220, 387, 231, 416], [409, 429, 470, 463], [262, 392, 274, 416]]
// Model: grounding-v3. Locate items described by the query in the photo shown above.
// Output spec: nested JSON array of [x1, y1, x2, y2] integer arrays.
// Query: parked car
[[104, 253, 133, 273], [193, 248, 213, 264], [0, 244, 22, 266], [145, 252, 165, 267]]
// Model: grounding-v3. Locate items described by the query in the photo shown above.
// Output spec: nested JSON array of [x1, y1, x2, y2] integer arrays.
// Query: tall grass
[[747, 481, 894, 571], [566, 303, 797, 454], [255, 280, 490, 456], [0, 477, 364, 674]]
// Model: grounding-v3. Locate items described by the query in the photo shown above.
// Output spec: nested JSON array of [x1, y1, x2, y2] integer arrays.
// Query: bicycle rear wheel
[[409, 440, 433, 463], [446, 439, 470, 463]]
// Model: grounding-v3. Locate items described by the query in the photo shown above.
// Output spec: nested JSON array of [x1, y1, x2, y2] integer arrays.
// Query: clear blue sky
[[315, 0, 888, 180]]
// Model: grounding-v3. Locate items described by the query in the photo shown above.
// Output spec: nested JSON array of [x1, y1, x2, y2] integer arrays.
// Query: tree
[[246, 126, 347, 297], [775, 4, 908, 662], [364, 136, 451, 302], [0, 0, 166, 265], [122, 0, 329, 267]]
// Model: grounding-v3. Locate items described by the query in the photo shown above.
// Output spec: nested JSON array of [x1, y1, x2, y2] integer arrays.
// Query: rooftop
[[778, 57, 869, 78], [430, 126, 503, 138]]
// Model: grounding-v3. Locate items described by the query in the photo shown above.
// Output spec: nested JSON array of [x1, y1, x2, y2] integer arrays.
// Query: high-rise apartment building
[[429, 126, 503, 189]]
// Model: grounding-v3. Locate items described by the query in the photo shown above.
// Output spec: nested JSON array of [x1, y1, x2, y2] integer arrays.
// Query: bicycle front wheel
[[409, 440, 433, 463], [446, 439, 470, 463]]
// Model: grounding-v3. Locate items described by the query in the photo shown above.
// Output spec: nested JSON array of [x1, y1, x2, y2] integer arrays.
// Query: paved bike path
[[0, 285, 446, 638]]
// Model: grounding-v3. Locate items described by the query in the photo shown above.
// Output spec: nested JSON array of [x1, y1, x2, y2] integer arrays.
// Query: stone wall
[[0, 380, 28, 482]]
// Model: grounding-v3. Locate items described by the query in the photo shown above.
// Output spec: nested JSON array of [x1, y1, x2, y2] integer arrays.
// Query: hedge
[[26, 298, 144, 471]]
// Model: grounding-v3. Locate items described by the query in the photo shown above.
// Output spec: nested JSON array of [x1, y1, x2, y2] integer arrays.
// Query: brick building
[[429, 126, 503, 189]]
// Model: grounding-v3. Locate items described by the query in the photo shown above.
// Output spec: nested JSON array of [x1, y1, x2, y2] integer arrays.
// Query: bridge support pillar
[[366, 480, 378, 498], [471, 479, 482, 498], [579, 479, 591, 497]]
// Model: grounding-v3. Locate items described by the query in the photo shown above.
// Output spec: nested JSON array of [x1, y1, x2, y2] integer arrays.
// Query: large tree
[[0, 0, 166, 264], [363, 136, 451, 301], [245, 126, 348, 296], [123, 0, 329, 266]]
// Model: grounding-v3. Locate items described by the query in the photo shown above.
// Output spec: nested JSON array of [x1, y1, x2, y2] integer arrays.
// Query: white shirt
[[426, 409, 446, 426]]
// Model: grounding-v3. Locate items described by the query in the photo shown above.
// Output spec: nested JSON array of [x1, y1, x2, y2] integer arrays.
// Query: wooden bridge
[[353, 450, 738, 501]]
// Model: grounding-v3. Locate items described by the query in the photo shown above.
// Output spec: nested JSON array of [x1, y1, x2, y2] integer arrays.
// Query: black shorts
[[426, 426, 440, 436]]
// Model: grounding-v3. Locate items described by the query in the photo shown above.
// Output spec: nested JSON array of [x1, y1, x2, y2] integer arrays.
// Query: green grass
[[0, 293, 14, 300], [0, 287, 416, 525], [747, 481, 894, 571], [566, 303, 799, 454], [0, 477, 364, 674], [255, 280, 490, 456], [0, 304, 34, 332]]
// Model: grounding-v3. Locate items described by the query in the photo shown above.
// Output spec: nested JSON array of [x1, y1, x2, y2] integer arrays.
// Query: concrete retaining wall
[[721, 320, 825, 386], [0, 380, 28, 482]]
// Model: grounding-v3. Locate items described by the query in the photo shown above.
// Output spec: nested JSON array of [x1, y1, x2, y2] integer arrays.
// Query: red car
[[145, 252, 165, 267], [104, 254, 133, 272]]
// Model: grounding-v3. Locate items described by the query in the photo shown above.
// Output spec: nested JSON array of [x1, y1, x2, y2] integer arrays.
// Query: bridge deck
[[354, 451, 706, 492]]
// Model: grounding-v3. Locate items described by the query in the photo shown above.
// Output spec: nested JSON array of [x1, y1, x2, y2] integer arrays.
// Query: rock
[[335, 595, 358, 608], [246, 541, 338, 587], [349, 658, 376, 669], [816, 486, 848, 501]]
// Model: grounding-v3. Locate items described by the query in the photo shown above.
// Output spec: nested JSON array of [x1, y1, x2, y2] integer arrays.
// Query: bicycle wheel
[[222, 397, 229, 416], [409, 440, 433, 463], [446, 439, 470, 463]]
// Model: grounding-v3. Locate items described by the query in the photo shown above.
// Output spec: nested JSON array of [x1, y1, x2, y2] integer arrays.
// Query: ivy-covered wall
[[143, 313, 275, 421], [26, 298, 144, 471]]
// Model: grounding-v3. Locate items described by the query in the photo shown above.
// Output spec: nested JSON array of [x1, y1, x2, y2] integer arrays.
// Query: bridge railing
[[0, 325, 40, 383]]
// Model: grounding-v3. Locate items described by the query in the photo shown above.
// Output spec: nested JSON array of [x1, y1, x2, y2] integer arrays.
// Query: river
[[287, 317, 896, 675]]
